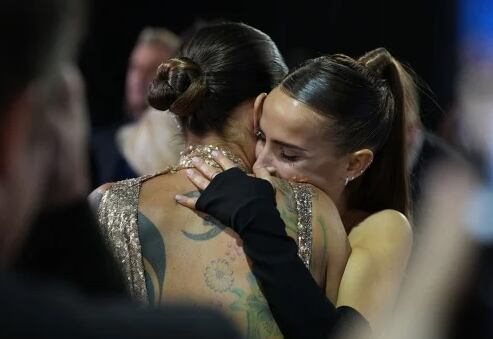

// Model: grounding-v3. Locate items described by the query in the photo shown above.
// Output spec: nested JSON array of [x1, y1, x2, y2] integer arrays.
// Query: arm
[[308, 185, 351, 303], [319, 206, 351, 304], [337, 210, 412, 330], [191, 167, 370, 339]]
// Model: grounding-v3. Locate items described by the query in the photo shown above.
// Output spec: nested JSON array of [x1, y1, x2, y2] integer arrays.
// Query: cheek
[[298, 158, 345, 197], [272, 163, 302, 181]]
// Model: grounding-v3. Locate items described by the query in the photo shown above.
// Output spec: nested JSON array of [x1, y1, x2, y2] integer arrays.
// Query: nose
[[254, 143, 273, 169]]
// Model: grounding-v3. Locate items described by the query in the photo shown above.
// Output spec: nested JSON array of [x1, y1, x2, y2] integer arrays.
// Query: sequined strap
[[289, 182, 313, 269], [97, 174, 155, 304]]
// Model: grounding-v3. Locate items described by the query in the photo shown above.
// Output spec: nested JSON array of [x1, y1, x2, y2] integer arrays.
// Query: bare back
[[137, 170, 349, 338]]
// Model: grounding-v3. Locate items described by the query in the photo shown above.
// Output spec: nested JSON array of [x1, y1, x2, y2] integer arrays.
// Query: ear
[[345, 149, 374, 181], [0, 88, 33, 177], [253, 92, 267, 132]]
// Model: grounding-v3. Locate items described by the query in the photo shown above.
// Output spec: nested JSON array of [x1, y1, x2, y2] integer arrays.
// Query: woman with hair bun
[[179, 48, 414, 337], [92, 22, 352, 338]]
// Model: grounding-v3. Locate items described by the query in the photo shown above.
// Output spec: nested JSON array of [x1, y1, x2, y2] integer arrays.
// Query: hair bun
[[358, 48, 393, 77], [148, 57, 207, 117]]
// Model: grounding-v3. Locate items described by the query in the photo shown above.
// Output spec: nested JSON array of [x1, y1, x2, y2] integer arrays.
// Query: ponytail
[[280, 48, 416, 218], [349, 48, 411, 217]]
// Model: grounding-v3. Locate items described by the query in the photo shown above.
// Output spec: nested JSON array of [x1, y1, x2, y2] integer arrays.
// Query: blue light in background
[[460, 0, 493, 57]]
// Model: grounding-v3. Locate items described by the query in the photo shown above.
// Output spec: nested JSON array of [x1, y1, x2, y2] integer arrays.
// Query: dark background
[[79, 0, 457, 132]]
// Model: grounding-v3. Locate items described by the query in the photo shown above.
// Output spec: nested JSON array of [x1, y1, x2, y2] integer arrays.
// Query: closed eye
[[280, 150, 300, 162]]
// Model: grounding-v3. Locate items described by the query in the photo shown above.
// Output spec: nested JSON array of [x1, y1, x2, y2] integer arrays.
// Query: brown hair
[[148, 22, 287, 136], [281, 48, 413, 217]]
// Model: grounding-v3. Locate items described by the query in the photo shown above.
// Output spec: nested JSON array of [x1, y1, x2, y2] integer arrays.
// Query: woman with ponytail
[[180, 48, 414, 337], [93, 22, 354, 339]]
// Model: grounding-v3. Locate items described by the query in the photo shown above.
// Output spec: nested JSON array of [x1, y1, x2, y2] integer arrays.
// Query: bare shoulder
[[88, 182, 114, 213], [352, 209, 412, 238], [311, 186, 345, 231], [310, 186, 350, 299], [349, 209, 413, 253], [310, 185, 349, 255], [270, 177, 340, 224]]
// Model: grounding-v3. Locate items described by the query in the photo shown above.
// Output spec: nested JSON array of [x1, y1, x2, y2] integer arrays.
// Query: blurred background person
[[0, 0, 240, 337], [354, 69, 493, 339], [83, 0, 458, 197], [405, 76, 463, 225], [91, 27, 184, 187], [433, 1, 493, 334], [343, 0, 493, 337], [126, 27, 180, 121]]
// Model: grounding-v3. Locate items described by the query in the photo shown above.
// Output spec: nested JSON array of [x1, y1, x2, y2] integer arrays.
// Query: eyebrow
[[258, 122, 308, 152], [272, 140, 308, 152]]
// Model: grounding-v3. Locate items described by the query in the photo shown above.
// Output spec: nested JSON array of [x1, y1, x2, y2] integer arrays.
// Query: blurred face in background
[[126, 42, 173, 120], [0, 63, 89, 264]]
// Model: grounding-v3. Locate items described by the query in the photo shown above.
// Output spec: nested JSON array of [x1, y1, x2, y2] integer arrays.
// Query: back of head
[[281, 48, 413, 216], [148, 22, 288, 136], [0, 0, 83, 112]]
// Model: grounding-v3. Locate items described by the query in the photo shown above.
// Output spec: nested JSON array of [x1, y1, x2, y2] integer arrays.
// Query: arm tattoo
[[318, 216, 329, 256], [181, 191, 226, 241], [318, 216, 329, 275], [279, 208, 298, 238], [271, 177, 297, 213], [138, 211, 166, 305], [270, 178, 299, 237]]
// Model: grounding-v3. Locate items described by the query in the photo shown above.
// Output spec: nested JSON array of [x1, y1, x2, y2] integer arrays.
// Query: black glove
[[196, 168, 370, 339]]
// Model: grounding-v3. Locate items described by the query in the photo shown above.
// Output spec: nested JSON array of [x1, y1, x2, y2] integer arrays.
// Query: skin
[[254, 87, 413, 330], [254, 87, 373, 215], [0, 64, 88, 266], [93, 101, 350, 338]]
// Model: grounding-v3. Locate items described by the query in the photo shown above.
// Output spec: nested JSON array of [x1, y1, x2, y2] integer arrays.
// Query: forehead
[[261, 87, 328, 142]]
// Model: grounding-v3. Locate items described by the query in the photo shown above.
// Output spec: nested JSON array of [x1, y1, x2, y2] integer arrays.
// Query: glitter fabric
[[97, 144, 245, 303], [97, 175, 156, 304], [97, 144, 312, 302], [290, 182, 313, 269]]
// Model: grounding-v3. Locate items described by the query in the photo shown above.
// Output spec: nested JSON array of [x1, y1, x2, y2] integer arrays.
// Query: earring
[[345, 176, 356, 186]]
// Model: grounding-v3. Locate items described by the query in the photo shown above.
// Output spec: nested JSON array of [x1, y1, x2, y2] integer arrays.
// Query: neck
[[185, 133, 255, 170], [333, 187, 358, 231], [335, 191, 347, 219], [337, 187, 371, 232]]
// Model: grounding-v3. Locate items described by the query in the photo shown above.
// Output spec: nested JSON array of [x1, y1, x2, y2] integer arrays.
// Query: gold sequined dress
[[97, 144, 313, 304]]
